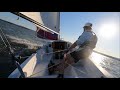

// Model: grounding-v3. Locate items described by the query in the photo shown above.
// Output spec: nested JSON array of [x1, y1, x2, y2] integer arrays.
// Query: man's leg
[[57, 53, 75, 77]]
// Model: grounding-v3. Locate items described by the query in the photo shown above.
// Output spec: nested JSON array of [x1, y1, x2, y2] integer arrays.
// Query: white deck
[[9, 47, 113, 78], [29, 48, 106, 78], [30, 56, 105, 78]]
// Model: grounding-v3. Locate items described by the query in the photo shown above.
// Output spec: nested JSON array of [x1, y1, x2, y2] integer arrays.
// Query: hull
[[8, 42, 113, 78]]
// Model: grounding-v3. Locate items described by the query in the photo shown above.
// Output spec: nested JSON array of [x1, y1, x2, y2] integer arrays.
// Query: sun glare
[[99, 23, 118, 39], [91, 52, 103, 65]]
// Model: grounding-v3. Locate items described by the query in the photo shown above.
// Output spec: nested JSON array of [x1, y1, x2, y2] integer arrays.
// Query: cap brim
[[84, 25, 92, 27]]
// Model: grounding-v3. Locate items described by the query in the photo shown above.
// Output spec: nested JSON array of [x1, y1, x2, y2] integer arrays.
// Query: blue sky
[[60, 12, 120, 58], [0, 12, 36, 30], [0, 12, 119, 58]]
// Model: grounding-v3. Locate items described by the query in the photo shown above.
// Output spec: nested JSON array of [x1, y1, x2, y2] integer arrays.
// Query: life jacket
[[80, 31, 98, 49]]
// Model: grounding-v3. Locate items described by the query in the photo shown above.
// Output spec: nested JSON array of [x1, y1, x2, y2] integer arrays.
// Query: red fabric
[[36, 27, 58, 40]]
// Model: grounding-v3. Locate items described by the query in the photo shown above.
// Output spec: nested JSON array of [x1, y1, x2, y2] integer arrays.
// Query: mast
[[58, 12, 60, 40]]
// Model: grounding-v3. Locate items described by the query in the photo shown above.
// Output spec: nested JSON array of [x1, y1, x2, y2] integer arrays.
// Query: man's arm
[[68, 41, 77, 51], [66, 33, 84, 53], [64, 41, 77, 59], [67, 33, 83, 52]]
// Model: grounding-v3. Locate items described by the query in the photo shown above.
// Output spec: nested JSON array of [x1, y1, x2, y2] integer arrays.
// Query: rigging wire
[[0, 30, 8, 53], [0, 27, 12, 48], [0, 33, 7, 47], [0, 27, 25, 78]]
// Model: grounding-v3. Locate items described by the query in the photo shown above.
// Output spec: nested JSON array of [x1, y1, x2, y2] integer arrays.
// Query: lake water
[[90, 52, 120, 78]]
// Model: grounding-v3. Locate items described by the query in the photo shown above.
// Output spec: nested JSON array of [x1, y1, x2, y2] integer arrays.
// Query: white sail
[[19, 12, 60, 33], [40, 12, 60, 33], [20, 12, 43, 24]]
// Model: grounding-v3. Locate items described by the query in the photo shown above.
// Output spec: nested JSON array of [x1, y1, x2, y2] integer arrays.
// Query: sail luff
[[20, 12, 60, 34], [11, 12, 60, 35]]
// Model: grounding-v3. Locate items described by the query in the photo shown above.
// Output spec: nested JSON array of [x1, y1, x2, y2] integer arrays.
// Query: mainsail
[[40, 12, 60, 33], [15, 12, 60, 40], [20, 12, 43, 24]]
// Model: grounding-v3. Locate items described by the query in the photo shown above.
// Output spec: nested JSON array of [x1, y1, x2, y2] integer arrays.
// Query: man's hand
[[64, 53, 67, 61], [65, 49, 69, 53]]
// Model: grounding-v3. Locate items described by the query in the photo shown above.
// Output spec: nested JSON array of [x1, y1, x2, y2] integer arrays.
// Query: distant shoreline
[[93, 50, 120, 61]]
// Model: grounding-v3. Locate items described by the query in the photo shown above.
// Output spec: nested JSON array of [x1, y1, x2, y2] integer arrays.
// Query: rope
[[44, 49, 86, 75], [29, 49, 86, 77], [29, 62, 61, 77], [29, 61, 86, 77], [45, 49, 68, 55], [4, 47, 86, 78], [28, 48, 66, 77]]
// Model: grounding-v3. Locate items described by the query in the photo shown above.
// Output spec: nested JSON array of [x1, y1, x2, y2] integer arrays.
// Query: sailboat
[[0, 12, 114, 78]]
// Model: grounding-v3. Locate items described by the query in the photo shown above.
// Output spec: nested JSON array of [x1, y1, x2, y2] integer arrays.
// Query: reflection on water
[[90, 52, 120, 78], [90, 52, 104, 65]]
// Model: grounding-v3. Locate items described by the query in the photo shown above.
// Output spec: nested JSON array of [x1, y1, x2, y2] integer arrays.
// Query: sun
[[99, 23, 118, 39]]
